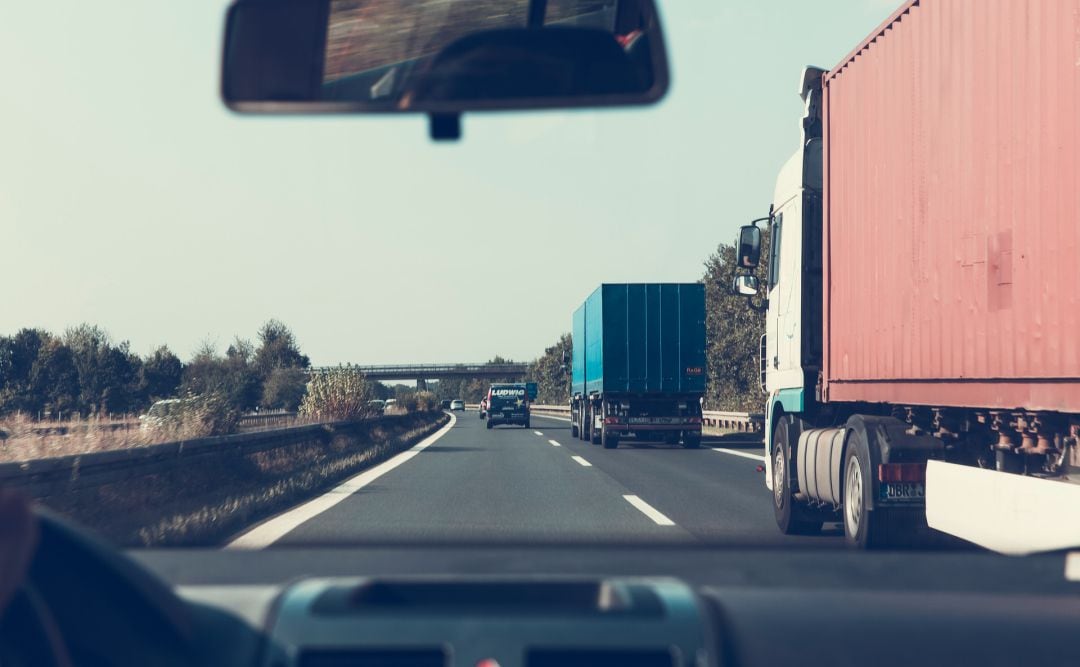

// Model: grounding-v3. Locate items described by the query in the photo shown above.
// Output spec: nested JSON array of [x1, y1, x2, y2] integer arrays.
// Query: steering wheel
[[1, 506, 195, 667], [1, 584, 73, 667]]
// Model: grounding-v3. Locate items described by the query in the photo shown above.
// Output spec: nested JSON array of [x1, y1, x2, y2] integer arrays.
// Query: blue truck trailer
[[570, 283, 707, 449]]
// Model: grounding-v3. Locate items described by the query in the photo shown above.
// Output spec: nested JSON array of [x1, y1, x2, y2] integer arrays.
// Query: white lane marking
[[712, 447, 766, 462], [623, 494, 676, 526], [534, 431, 544, 436], [226, 413, 458, 549], [548, 439, 562, 447], [571, 455, 592, 467]]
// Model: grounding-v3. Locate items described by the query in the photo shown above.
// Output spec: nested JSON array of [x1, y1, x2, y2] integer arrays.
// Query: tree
[[254, 319, 310, 375], [0, 328, 50, 413], [524, 333, 571, 404], [261, 367, 308, 411], [702, 229, 771, 411], [139, 345, 183, 404], [182, 337, 262, 412], [61, 325, 141, 415], [29, 339, 81, 417]]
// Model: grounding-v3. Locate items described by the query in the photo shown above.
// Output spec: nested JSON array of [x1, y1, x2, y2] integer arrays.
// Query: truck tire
[[682, 433, 701, 449], [772, 417, 822, 535], [602, 427, 618, 449], [571, 420, 580, 438], [842, 434, 889, 549], [486, 420, 493, 430]]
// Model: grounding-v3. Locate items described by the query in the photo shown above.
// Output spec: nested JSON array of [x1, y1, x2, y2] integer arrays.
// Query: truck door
[[767, 199, 805, 390]]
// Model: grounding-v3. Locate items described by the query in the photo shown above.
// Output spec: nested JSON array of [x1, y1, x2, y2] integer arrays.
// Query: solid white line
[[548, 439, 562, 447], [712, 447, 766, 462], [534, 431, 544, 436], [623, 494, 676, 526], [226, 413, 458, 549], [571, 455, 592, 467]]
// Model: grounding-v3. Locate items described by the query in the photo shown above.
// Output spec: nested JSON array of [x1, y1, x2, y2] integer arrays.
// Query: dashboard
[[10, 514, 1080, 667]]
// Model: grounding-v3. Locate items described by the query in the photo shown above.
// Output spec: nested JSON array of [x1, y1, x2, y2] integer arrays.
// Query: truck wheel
[[682, 433, 701, 449], [571, 420, 580, 438], [842, 438, 889, 549], [602, 428, 618, 449], [486, 420, 493, 430], [772, 417, 822, 535]]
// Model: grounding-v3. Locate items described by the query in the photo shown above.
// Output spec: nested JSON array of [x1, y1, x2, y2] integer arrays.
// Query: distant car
[[450, 399, 465, 411], [383, 399, 398, 413], [367, 399, 386, 414], [139, 398, 191, 431]]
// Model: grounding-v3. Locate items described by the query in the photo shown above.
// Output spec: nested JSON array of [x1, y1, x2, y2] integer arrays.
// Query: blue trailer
[[570, 283, 706, 449]]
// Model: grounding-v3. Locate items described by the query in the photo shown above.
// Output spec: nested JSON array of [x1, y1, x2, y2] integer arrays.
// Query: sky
[[0, 0, 900, 366]]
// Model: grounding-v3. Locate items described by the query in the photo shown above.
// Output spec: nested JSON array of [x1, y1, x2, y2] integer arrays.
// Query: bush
[[299, 366, 373, 422], [148, 392, 241, 439]]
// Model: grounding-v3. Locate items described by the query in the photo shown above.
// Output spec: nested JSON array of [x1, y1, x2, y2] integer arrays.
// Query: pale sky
[[1, 1, 898, 365]]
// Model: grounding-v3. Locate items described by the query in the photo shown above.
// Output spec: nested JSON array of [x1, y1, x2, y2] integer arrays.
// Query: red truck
[[733, 0, 1080, 550]]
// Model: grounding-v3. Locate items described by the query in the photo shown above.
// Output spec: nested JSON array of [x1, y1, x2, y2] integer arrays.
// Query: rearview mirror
[[737, 225, 762, 269], [732, 275, 759, 297], [222, 0, 669, 136]]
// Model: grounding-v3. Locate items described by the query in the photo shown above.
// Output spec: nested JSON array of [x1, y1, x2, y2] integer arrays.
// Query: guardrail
[[526, 405, 763, 433], [236, 412, 300, 431], [0, 413, 432, 500], [702, 411, 764, 433]]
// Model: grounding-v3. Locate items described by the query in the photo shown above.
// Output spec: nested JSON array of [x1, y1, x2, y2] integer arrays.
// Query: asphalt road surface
[[234, 411, 842, 548]]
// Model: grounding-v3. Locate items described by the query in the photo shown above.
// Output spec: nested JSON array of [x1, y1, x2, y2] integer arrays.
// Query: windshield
[[3, 0, 1076, 558]]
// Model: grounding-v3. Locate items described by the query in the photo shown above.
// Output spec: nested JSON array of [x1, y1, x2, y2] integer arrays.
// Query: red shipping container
[[822, 0, 1080, 412]]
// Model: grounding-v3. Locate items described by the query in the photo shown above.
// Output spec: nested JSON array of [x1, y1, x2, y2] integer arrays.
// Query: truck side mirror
[[732, 274, 759, 296], [737, 225, 762, 268]]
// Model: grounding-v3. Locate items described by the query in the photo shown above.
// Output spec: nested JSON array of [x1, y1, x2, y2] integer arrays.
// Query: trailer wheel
[[571, 418, 579, 438], [772, 417, 822, 535], [602, 427, 618, 449], [842, 436, 889, 549]]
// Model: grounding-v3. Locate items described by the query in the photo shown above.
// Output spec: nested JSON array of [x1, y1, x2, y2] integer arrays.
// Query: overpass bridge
[[309, 363, 528, 389]]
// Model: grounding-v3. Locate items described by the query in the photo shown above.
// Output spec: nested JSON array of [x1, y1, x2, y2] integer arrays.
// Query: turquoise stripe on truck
[[776, 387, 804, 414]]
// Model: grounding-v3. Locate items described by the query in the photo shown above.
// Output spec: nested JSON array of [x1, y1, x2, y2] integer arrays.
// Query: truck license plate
[[879, 482, 925, 503]]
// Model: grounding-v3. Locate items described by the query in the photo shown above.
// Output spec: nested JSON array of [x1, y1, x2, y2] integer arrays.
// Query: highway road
[[231, 411, 842, 548]]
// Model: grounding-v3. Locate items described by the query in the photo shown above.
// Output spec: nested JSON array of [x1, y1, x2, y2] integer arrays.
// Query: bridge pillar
[[417, 378, 427, 391]]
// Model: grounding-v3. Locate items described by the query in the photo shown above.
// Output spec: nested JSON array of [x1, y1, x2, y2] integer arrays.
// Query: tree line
[[0, 319, 312, 419], [3, 234, 768, 419]]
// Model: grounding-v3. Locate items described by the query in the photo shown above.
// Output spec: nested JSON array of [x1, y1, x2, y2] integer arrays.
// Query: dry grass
[[0, 414, 156, 463]]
